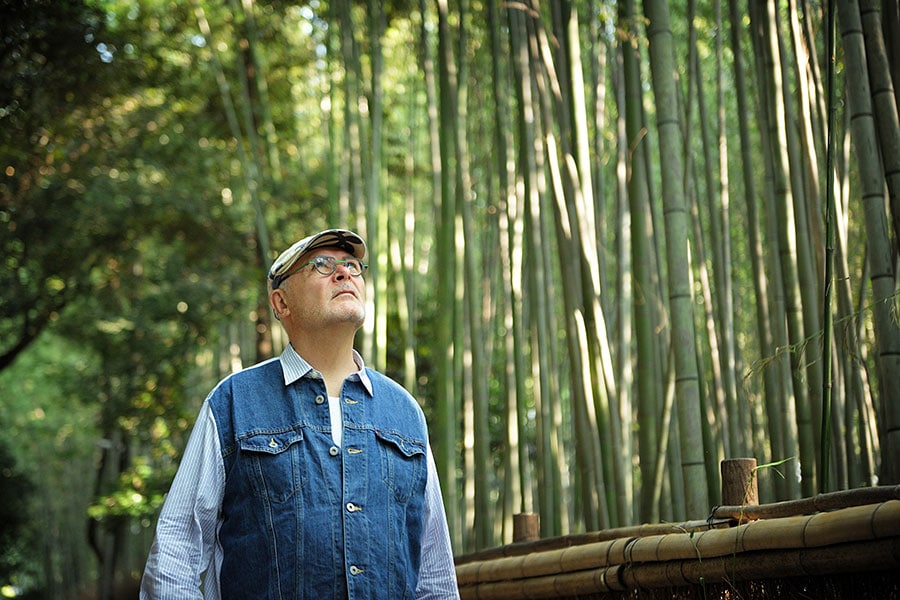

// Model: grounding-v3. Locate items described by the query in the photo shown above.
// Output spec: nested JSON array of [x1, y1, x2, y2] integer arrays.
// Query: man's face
[[275, 248, 367, 331]]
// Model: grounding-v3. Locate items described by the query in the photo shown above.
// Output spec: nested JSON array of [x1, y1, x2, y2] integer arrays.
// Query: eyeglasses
[[302, 256, 368, 277], [270, 255, 368, 289]]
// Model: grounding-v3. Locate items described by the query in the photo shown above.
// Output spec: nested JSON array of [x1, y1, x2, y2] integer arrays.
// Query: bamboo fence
[[455, 487, 900, 599]]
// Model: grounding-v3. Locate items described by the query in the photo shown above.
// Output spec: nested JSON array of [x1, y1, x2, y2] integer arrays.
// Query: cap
[[268, 228, 367, 289]]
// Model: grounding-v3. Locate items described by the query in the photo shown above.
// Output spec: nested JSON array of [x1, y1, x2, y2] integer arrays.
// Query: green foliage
[[0, 0, 111, 129], [87, 458, 173, 524], [1, 0, 267, 588], [0, 0, 121, 370], [0, 443, 33, 583], [0, 331, 100, 594]]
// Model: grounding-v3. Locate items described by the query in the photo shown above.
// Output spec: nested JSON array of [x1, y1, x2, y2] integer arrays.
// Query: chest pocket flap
[[239, 430, 304, 455], [237, 430, 305, 502], [375, 429, 426, 502]]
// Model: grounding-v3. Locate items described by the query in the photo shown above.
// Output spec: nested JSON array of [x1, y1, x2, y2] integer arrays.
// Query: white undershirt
[[328, 395, 342, 446]]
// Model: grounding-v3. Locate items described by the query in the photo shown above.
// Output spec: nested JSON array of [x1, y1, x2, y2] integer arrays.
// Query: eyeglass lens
[[310, 256, 365, 276]]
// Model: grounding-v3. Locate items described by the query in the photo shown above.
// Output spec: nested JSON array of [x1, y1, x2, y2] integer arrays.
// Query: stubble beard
[[330, 294, 366, 328]]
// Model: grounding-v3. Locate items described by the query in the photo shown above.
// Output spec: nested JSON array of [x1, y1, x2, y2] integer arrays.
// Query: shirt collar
[[279, 344, 373, 396]]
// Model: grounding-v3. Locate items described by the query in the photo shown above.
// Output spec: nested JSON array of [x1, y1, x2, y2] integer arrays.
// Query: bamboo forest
[[2, 0, 899, 597]]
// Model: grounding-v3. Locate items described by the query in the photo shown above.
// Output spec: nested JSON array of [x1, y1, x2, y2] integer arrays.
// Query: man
[[141, 229, 460, 599]]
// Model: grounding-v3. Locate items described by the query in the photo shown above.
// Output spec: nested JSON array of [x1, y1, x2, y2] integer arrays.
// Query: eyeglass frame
[[271, 255, 368, 289]]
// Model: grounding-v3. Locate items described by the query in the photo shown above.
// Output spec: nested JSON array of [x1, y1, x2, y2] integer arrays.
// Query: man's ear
[[270, 289, 289, 320]]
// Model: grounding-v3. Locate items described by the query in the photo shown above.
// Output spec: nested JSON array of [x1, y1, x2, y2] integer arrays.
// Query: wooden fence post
[[513, 513, 540, 543], [720, 458, 759, 519]]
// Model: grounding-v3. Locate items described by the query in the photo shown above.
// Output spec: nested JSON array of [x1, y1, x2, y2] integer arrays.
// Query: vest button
[[315, 394, 325, 405], [329, 446, 339, 456], [349, 565, 363, 576], [346, 502, 361, 512]]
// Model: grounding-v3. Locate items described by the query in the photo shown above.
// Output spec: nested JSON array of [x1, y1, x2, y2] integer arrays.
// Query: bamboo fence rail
[[455, 518, 734, 566], [455, 492, 900, 600], [710, 483, 900, 520]]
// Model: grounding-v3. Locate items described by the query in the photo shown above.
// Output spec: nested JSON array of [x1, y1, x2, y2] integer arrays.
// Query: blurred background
[[2, 0, 899, 598]]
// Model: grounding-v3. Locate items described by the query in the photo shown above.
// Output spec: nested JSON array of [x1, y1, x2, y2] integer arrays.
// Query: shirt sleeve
[[140, 401, 224, 600], [415, 446, 461, 600]]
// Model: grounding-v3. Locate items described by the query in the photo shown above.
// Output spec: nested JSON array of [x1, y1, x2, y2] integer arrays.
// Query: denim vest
[[208, 359, 429, 600]]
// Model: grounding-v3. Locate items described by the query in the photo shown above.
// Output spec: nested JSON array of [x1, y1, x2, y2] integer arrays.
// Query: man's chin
[[337, 308, 366, 326]]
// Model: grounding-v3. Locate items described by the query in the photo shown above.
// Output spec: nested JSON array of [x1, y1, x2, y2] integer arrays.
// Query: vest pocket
[[238, 430, 305, 503], [375, 429, 426, 502]]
